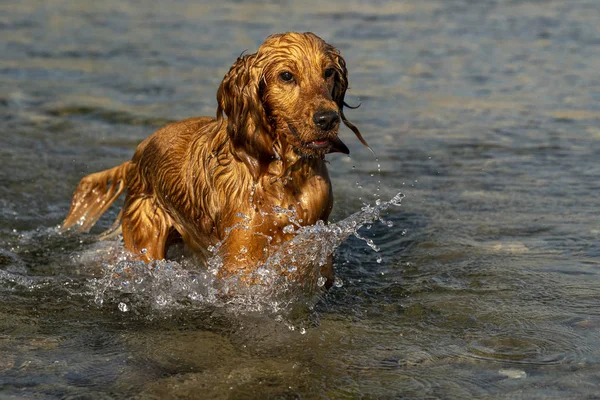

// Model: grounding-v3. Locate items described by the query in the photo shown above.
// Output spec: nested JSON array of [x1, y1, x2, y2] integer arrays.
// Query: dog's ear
[[216, 53, 273, 180], [328, 48, 370, 150]]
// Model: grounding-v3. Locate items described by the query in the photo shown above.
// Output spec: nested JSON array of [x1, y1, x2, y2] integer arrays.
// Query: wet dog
[[62, 32, 367, 286]]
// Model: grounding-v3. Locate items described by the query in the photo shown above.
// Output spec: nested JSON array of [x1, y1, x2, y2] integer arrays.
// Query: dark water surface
[[2, 0, 600, 398]]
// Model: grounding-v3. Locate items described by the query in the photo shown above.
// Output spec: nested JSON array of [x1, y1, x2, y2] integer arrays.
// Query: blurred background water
[[1, 0, 600, 398]]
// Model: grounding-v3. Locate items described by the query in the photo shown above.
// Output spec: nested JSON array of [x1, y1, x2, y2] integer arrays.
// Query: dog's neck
[[225, 124, 327, 190], [265, 134, 325, 178], [252, 139, 331, 228]]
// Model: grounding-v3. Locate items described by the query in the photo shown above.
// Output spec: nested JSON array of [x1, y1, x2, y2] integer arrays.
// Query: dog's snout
[[313, 110, 340, 131]]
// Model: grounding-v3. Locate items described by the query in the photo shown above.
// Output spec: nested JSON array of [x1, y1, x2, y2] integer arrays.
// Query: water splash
[[2, 193, 405, 320]]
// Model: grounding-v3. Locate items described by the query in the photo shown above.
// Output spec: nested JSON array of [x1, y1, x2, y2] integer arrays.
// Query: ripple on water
[[466, 324, 589, 366]]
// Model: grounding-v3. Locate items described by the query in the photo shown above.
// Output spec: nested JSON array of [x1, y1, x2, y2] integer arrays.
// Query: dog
[[62, 32, 368, 287]]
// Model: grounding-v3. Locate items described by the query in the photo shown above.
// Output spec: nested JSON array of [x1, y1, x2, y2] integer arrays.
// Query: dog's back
[[62, 116, 224, 262]]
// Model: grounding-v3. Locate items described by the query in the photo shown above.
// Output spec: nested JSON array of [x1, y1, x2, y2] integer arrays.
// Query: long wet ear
[[330, 49, 371, 150], [216, 53, 273, 180]]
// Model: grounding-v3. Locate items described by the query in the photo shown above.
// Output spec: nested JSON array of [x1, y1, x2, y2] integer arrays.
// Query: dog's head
[[216, 32, 368, 177]]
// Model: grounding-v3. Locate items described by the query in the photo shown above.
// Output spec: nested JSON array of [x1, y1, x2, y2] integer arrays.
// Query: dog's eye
[[324, 68, 335, 79], [279, 71, 294, 82]]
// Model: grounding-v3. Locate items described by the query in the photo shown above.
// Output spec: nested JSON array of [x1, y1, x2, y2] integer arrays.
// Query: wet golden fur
[[62, 32, 366, 285]]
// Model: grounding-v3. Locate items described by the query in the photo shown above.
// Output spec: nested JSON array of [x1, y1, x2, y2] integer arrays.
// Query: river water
[[1, 0, 599, 398]]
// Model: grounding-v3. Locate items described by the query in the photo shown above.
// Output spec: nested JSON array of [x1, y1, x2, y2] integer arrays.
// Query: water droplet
[[317, 276, 327, 287], [376, 256, 383, 264], [283, 224, 295, 234], [390, 192, 404, 206], [333, 277, 343, 288], [364, 238, 380, 252], [239, 246, 248, 254], [288, 265, 297, 273], [401, 229, 407, 236], [118, 302, 129, 312], [140, 248, 147, 255]]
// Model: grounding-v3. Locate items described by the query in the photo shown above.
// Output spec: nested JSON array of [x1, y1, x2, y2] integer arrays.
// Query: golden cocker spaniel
[[62, 32, 368, 287]]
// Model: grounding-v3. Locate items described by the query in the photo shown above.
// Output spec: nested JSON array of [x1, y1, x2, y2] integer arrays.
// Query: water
[[1, 0, 600, 398]]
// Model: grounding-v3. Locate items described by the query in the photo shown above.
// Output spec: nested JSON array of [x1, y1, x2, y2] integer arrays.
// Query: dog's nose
[[313, 110, 340, 131]]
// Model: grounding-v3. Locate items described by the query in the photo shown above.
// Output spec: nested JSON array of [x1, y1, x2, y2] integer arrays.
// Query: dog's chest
[[254, 162, 332, 230]]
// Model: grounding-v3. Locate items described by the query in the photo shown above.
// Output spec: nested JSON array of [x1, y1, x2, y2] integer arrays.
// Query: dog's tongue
[[328, 136, 350, 154]]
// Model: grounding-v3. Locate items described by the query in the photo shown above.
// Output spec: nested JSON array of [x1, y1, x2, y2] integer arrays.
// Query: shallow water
[[2, 0, 600, 398]]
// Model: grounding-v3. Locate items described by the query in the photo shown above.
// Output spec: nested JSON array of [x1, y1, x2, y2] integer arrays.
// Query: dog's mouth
[[287, 123, 349, 155]]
